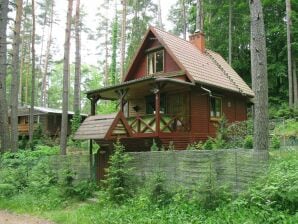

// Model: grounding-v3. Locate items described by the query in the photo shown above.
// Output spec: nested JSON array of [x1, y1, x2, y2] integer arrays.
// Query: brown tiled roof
[[150, 27, 254, 97], [74, 114, 116, 140]]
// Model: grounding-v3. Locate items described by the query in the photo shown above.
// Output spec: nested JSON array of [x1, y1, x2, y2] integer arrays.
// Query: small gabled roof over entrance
[[124, 26, 254, 97]]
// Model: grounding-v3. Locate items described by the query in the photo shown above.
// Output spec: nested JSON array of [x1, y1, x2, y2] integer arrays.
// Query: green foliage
[[147, 172, 172, 207], [109, 16, 119, 85], [243, 135, 253, 149], [274, 118, 298, 137], [150, 139, 159, 151], [167, 141, 175, 151], [270, 135, 281, 150], [103, 139, 133, 204], [227, 120, 253, 147], [0, 145, 96, 206], [203, 137, 214, 150], [71, 111, 82, 135], [190, 173, 232, 210], [70, 111, 82, 147], [1, 150, 298, 223], [186, 141, 204, 150], [269, 104, 298, 119], [244, 151, 298, 214]]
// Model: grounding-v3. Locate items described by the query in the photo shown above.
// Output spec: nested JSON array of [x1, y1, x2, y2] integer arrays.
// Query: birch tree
[[60, 0, 73, 155], [0, 0, 10, 152], [10, 0, 23, 152], [249, 0, 269, 153]]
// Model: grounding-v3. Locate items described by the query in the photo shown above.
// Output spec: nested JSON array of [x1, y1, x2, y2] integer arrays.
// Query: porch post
[[155, 89, 160, 134], [89, 96, 99, 179]]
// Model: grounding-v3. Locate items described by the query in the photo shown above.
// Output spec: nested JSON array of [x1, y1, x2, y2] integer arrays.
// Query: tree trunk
[[104, 31, 109, 87], [41, 1, 54, 107], [60, 0, 73, 155], [29, 0, 36, 144], [286, 0, 293, 107], [120, 0, 127, 82], [74, 0, 81, 112], [228, 0, 232, 65], [157, 0, 163, 29], [181, 0, 186, 40], [10, 0, 23, 152], [196, 0, 203, 31], [0, 0, 10, 152], [293, 60, 298, 108], [25, 41, 31, 105], [249, 0, 269, 154]]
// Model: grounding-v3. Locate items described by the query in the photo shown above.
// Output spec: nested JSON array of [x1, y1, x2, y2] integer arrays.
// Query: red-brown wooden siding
[[191, 89, 209, 136], [129, 40, 181, 80], [164, 51, 180, 73]]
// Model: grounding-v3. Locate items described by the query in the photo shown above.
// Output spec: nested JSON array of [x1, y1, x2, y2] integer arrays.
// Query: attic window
[[147, 50, 164, 74], [210, 96, 222, 119]]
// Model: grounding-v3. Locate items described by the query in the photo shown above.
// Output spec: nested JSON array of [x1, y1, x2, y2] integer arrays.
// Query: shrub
[[0, 183, 16, 197], [72, 180, 97, 200], [147, 172, 172, 207], [270, 135, 281, 150], [203, 138, 213, 150], [244, 151, 298, 214], [243, 135, 253, 149], [150, 139, 159, 151], [103, 139, 133, 204], [187, 141, 204, 150], [191, 173, 232, 210]]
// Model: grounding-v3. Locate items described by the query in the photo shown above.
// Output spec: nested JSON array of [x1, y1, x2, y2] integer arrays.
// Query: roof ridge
[[151, 26, 197, 46], [205, 50, 245, 95]]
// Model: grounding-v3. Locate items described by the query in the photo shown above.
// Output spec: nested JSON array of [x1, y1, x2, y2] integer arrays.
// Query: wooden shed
[[74, 26, 254, 179], [11, 106, 87, 137]]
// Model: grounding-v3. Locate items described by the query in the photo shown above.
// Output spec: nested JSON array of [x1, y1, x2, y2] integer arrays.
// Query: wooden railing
[[126, 114, 190, 135]]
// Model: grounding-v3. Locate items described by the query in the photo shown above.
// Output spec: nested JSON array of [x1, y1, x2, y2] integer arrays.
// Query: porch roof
[[86, 71, 194, 100], [74, 114, 116, 140]]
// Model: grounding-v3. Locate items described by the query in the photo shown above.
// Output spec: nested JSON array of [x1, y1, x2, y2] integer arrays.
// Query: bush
[[203, 138, 213, 150], [243, 135, 253, 149], [187, 141, 204, 150], [147, 172, 172, 207], [150, 139, 159, 151], [244, 153, 298, 214], [270, 135, 281, 150], [0, 183, 16, 197]]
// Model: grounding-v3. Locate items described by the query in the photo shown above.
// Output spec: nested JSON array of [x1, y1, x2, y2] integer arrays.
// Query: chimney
[[189, 30, 205, 53]]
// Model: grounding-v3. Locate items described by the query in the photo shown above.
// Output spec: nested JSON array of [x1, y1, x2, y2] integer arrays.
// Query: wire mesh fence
[[128, 149, 268, 194]]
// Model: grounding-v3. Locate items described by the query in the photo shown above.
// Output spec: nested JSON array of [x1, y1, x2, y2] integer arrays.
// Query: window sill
[[210, 117, 221, 122]]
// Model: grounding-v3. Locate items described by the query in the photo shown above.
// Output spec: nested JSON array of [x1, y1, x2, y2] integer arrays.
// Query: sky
[[51, 0, 175, 66]]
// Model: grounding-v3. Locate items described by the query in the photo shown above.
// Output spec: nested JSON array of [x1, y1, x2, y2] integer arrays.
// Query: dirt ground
[[0, 211, 55, 224]]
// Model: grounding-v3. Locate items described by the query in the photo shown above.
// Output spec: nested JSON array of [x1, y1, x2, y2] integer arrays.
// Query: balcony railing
[[126, 114, 190, 135]]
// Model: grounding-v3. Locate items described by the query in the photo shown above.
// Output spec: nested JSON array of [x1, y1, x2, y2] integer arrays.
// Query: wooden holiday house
[[75, 26, 254, 154], [11, 106, 87, 137]]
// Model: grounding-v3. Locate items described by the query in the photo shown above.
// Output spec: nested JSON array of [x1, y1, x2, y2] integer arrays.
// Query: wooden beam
[[90, 96, 99, 116], [155, 89, 160, 134]]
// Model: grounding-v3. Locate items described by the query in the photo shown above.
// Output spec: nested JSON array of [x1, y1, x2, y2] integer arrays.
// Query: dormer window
[[147, 50, 164, 74]]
